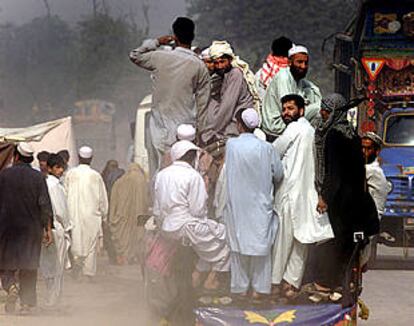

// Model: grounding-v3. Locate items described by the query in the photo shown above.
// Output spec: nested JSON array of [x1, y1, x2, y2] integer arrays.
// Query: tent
[[0, 116, 77, 169], [134, 95, 152, 175]]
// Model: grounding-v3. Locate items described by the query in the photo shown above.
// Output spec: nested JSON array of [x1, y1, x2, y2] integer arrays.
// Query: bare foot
[[203, 271, 219, 290], [282, 282, 299, 299], [314, 282, 331, 292], [271, 284, 282, 296], [192, 270, 202, 288]]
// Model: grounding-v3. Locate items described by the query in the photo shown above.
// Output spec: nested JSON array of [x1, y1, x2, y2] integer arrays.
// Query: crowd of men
[[0, 15, 388, 320], [129, 16, 386, 321], [0, 144, 149, 314]]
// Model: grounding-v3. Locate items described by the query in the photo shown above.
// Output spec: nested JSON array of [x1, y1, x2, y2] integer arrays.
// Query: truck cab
[[333, 0, 414, 260]]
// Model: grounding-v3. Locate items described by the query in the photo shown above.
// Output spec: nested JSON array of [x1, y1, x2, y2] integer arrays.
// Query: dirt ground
[[0, 260, 153, 326], [1, 246, 414, 326]]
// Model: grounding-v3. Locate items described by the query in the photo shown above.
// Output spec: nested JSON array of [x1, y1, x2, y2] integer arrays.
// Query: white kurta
[[65, 164, 108, 276], [272, 117, 333, 287], [366, 159, 389, 218], [40, 175, 72, 306], [153, 161, 229, 272]]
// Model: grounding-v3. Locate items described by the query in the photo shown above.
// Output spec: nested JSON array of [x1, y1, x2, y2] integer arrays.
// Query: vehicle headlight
[[387, 180, 394, 194]]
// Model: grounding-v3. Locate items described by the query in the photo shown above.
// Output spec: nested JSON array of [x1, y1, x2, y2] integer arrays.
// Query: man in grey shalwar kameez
[[129, 17, 210, 176], [198, 41, 256, 147], [224, 108, 284, 298]]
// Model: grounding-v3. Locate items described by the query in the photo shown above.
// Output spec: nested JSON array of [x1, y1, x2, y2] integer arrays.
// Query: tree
[[75, 12, 146, 103], [0, 15, 77, 123], [187, 0, 357, 93]]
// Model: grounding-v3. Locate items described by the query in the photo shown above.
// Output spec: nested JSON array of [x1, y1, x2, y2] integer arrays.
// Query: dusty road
[[0, 261, 152, 326], [1, 246, 414, 326]]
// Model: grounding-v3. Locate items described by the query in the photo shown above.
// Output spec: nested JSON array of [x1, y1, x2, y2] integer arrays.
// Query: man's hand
[[157, 35, 175, 46], [43, 227, 53, 247], [316, 196, 328, 214]]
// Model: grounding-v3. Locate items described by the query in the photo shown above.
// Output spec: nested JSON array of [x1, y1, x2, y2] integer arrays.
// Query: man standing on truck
[[311, 94, 378, 296], [255, 36, 292, 100], [261, 45, 322, 142], [224, 108, 283, 300], [129, 17, 210, 177], [361, 132, 389, 219], [360, 132, 390, 267], [271, 95, 333, 299]]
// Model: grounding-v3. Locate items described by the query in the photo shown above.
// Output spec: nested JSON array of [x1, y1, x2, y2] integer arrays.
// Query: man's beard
[[282, 114, 300, 125], [365, 153, 377, 164], [290, 66, 307, 80], [215, 66, 232, 77]]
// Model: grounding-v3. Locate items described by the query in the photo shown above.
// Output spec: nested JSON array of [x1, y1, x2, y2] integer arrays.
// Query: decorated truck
[[333, 0, 414, 262]]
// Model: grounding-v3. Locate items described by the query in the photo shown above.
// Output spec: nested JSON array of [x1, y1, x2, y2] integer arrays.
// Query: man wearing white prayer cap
[[262, 43, 322, 141], [78, 146, 93, 159], [153, 139, 230, 290], [64, 146, 108, 279], [17, 142, 35, 158], [223, 107, 284, 299], [176, 124, 196, 142]]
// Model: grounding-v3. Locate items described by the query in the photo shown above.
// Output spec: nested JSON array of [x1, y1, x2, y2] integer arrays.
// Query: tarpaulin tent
[[0, 117, 77, 170]]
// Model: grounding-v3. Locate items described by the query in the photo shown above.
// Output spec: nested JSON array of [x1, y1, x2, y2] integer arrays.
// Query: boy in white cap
[[223, 108, 284, 300], [153, 140, 230, 290], [0, 142, 53, 313], [262, 44, 322, 141], [64, 146, 108, 279]]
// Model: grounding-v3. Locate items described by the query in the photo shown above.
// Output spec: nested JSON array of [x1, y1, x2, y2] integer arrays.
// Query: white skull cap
[[288, 45, 309, 57], [241, 108, 260, 129], [17, 142, 34, 157], [176, 124, 196, 141], [78, 146, 93, 159]]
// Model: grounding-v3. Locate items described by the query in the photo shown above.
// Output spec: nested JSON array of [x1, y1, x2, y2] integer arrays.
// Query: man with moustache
[[197, 41, 256, 148], [261, 45, 322, 142], [271, 94, 333, 299]]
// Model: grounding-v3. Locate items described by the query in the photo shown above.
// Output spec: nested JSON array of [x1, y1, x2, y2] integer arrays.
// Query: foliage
[[0, 16, 76, 122], [0, 9, 148, 124], [187, 0, 358, 93]]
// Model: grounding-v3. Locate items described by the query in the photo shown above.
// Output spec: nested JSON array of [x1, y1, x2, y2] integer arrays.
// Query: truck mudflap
[[194, 304, 357, 326]]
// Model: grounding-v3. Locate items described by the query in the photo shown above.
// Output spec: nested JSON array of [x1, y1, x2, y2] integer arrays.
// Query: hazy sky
[[0, 0, 187, 35]]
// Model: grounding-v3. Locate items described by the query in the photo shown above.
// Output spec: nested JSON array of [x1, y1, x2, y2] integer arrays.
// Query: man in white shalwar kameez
[[153, 140, 229, 289], [40, 154, 72, 306], [65, 146, 108, 278], [224, 108, 284, 297], [272, 94, 333, 297], [360, 132, 390, 266]]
